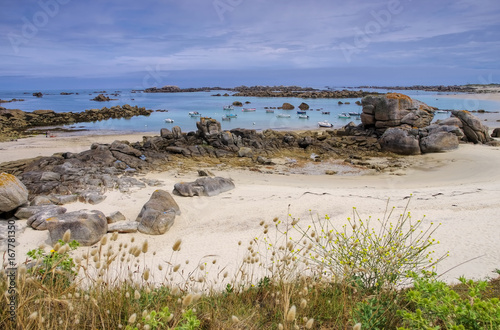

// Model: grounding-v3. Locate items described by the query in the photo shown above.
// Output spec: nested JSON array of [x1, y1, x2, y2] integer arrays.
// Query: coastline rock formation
[[0, 105, 153, 141], [92, 94, 112, 101], [361, 93, 493, 155]]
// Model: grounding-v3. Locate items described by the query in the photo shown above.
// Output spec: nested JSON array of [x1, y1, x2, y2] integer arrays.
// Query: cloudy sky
[[1, 0, 499, 89]]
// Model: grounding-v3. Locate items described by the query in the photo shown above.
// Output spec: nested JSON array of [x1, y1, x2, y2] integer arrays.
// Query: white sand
[[4, 129, 500, 287]]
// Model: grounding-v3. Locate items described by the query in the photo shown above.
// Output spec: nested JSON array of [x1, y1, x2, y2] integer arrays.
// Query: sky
[[1, 0, 500, 89]]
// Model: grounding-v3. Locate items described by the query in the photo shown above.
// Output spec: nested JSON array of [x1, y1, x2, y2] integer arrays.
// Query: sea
[[1, 88, 499, 134]]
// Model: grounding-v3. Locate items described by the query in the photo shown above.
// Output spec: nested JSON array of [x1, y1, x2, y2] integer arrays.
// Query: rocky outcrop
[[136, 190, 180, 235], [92, 94, 111, 101], [174, 177, 235, 197], [451, 110, 492, 144], [0, 105, 153, 140], [282, 103, 295, 110], [298, 102, 310, 110], [0, 172, 28, 212], [361, 93, 435, 132], [46, 210, 108, 246]]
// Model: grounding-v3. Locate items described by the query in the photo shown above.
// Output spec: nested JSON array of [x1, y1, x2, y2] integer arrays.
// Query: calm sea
[[1, 88, 499, 134]]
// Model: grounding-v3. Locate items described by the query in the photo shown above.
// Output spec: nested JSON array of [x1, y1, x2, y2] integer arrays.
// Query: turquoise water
[[1, 89, 499, 133]]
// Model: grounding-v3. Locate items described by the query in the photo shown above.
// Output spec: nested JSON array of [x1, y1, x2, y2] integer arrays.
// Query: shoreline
[[8, 143, 500, 285]]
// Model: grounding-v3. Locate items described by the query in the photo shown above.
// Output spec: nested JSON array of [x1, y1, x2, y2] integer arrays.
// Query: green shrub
[[398, 273, 500, 329]]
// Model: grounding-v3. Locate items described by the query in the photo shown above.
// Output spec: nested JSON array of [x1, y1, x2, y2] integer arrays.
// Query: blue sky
[[1, 0, 499, 89]]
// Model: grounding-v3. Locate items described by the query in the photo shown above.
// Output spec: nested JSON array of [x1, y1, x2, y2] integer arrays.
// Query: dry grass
[[1, 203, 499, 329]]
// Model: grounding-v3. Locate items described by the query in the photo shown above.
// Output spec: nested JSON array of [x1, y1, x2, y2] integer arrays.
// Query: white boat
[[318, 120, 333, 128], [223, 105, 234, 111], [298, 114, 309, 119], [222, 116, 231, 121], [435, 110, 448, 114], [266, 109, 275, 113], [276, 113, 291, 118], [164, 118, 174, 123], [338, 113, 351, 119], [188, 111, 201, 117], [242, 108, 256, 112]]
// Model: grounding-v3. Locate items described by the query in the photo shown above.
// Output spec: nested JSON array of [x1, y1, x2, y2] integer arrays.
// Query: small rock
[[108, 221, 138, 233], [106, 211, 126, 224]]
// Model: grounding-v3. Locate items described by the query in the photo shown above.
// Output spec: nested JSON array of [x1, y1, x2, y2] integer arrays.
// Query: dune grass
[[1, 201, 499, 329]]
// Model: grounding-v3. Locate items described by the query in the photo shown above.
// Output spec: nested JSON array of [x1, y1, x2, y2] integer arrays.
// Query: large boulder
[[451, 110, 492, 144], [282, 102, 295, 110], [46, 210, 108, 246], [0, 173, 29, 212], [379, 128, 421, 155], [136, 190, 180, 235], [420, 131, 459, 153], [361, 93, 434, 131], [173, 177, 235, 197], [15, 205, 67, 230]]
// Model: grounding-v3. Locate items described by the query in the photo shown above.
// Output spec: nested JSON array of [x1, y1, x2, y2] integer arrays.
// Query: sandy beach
[[3, 126, 500, 287]]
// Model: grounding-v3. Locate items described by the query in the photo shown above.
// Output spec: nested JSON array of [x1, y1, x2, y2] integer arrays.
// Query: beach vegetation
[[1, 201, 499, 329]]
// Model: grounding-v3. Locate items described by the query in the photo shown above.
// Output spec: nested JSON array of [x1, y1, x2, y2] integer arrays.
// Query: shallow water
[[1, 88, 499, 133]]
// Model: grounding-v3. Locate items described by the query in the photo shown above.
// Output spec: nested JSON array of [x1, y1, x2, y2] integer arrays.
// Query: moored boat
[[318, 120, 333, 128], [266, 109, 275, 113], [188, 111, 201, 117], [164, 118, 174, 123], [223, 105, 234, 111], [242, 108, 256, 112], [322, 111, 330, 115], [348, 112, 361, 116], [297, 110, 307, 114], [298, 114, 309, 119], [338, 113, 351, 119], [276, 113, 291, 118], [222, 116, 231, 121], [225, 113, 237, 118]]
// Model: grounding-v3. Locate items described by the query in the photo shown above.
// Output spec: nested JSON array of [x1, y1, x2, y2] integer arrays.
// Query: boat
[[222, 116, 231, 121], [435, 110, 448, 114], [298, 114, 309, 119], [223, 105, 234, 111], [188, 111, 201, 117], [276, 113, 291, 118], [266, 109, 275, 113], [164, 118, 174, 123], [338, 113, 351, 119], [242, 108, 256, 112], [348, 112, 361, 116], [297, 110, 307, 114], [318, 121, 333, 128], [225, 113, 237, 118], [322, 111, 330, 115]]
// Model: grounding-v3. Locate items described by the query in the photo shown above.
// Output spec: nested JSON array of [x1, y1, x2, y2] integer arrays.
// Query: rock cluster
[[359, 93, 494, 155], [91, 94, 112, 101], [0, 105, 153, 140]]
